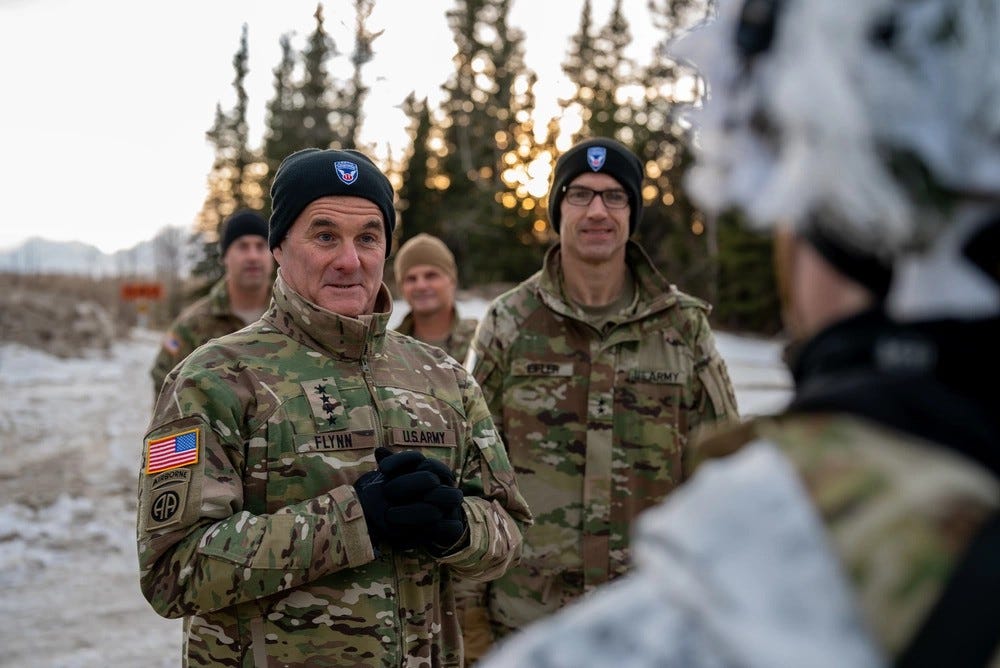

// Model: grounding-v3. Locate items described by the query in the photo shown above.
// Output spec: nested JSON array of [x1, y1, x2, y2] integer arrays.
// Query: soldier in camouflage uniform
[[457, 137, 739, 660], [479, 0, 1000, 665], [393, 233, 478, 363], [150, 210, 273, 397], [138, 148, 531, 668]]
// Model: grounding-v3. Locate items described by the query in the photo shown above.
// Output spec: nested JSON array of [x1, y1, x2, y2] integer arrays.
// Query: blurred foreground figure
[[480, 0, 1000, 666]]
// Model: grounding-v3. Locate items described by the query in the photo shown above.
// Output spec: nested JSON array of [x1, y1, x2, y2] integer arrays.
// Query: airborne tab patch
[[146, 428, 200, 474]]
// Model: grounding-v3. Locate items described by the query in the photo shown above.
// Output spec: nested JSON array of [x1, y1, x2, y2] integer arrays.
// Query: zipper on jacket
[[360, 342, 403, 663]]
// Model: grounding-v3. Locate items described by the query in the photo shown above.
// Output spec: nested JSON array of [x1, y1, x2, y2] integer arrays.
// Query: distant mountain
[[0, 235, 196, 277]]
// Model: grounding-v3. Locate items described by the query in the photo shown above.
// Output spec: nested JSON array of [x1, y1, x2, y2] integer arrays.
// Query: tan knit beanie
[[393, 234, 458, 287]]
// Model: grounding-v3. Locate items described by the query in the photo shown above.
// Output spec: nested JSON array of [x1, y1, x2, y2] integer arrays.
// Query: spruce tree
[[192, 24, 261, 288], [295, 4, 339, 150], [262, 33, 299, 201], [339, 0, 383, 150], [397, 94, 443, 245], [438, 0, 543, 283]]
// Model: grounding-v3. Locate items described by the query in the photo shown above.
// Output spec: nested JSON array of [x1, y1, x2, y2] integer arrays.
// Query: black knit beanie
[[219, 210, 268, 256], [269, 148, 396, 257], [548, 138, 645, 235]]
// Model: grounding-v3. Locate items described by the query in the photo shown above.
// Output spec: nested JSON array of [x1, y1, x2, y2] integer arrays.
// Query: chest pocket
[[503, 357, 583, 454], [371, 364, 466, 471], [613, 333, 695, 504], [504, 358, 578, 421], [260, 378, 378, 512]]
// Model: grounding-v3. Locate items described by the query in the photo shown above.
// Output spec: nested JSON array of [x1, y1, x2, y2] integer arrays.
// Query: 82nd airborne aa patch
[[145, 428, 199, 474]]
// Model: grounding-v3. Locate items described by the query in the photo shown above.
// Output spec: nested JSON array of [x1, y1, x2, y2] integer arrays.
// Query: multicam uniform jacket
[[137, 274, 531, 668], [393, 308, 478, 363], [460, 241, 738, 639], [680, 310, 1000, 663], [150, 277, 265, 396], [693, 414, 1000, 661]]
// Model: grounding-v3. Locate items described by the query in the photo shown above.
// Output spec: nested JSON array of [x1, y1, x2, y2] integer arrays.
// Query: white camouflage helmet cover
[[670, 0, 1000, 317]]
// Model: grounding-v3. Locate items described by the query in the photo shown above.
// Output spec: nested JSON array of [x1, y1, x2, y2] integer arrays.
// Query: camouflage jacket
[[461, 241, 738, 637], [150, 277, 262, 397], [683, 311, 1000, 661], [137, 274, 531, 668], [689, 414, 999, 662], [479, 412, 1000, 668], [393, 307, 478, 363]]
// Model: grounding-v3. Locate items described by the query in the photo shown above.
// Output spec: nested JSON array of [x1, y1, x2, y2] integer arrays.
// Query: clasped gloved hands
[[354, 446, 469, 555]]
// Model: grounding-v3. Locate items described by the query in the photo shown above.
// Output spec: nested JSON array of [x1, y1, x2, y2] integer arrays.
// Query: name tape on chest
[[512, 360, 575, 377], [627, 369, 684, 384], [297, 430, 378, 452], [389, 428, 457, 447]]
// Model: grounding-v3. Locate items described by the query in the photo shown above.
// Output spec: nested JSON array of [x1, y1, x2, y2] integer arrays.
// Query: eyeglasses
[[562, 185, 629, 209]]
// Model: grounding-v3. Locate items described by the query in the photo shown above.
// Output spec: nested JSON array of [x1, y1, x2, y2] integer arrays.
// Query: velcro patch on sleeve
[[145, 427, 200, 474], [161, 332, 180, 355], [145, 468, 192, 529]]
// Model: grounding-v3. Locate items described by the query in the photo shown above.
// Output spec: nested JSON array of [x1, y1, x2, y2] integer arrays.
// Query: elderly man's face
[[273, 196, 386, 317]]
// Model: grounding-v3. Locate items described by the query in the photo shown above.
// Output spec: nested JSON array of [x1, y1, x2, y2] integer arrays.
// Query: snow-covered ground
[[0, 301, 790, 667]]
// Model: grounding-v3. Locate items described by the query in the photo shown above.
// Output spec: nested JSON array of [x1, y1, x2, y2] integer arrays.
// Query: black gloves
[[354, 446, 469, 555]]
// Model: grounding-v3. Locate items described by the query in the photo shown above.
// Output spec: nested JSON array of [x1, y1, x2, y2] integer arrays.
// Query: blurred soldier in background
[[149, 209, 272, 397], [458, 136, 739, 662], [393, 232, 478, 362], [479, 0, 1000, 665], [137, 147, 531, 667]]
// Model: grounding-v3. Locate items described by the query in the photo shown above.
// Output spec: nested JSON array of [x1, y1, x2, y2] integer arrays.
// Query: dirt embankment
[[0, 273, 146, 357]]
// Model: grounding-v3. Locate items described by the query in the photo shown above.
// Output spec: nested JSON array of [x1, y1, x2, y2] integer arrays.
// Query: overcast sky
[[0, 0, 661, 253]]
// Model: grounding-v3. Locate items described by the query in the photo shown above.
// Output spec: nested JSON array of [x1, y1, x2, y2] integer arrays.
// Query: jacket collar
[[536, 240, 679, 321], [266, 272, 393, 360]]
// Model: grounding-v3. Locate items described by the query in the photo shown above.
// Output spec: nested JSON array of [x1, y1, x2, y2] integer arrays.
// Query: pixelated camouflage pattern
[[137, 273, 531, 667], [394, 308, 478, 364], [692, 413, 1000, 660], [150, 277, 266, 396], [458, 241, 739, 645]]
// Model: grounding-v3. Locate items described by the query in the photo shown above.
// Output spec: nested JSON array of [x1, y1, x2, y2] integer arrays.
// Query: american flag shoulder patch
[[162, 333, 180, 355], [146, 427, 200, 474]]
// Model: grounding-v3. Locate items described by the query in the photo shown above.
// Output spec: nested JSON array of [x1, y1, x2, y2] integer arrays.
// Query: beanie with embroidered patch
[[269, 148, 396, 257], [548, 138, 645, 235], [219, 210, 268, 256], [393, 234, 458, 289]]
